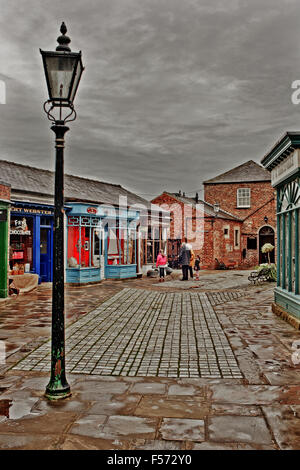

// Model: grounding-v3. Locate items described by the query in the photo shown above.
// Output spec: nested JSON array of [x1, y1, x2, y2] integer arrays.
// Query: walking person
[[194, 255, 201, 280], [156, 249, 168, 282], [178, 238, 191, 281]]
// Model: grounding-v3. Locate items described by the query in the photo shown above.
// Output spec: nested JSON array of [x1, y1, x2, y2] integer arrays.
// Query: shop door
[[40, 227, 52, 282]]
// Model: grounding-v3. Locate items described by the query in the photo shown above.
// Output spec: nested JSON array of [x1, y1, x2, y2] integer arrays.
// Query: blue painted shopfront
[[66, 203, 139, 284], [10, 202, 54, 283]]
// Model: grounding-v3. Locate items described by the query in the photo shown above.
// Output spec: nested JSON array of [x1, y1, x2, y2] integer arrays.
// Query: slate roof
[[161, 192, 242, 221], [203, 160, 271, 184], [0, 159, 161, 211]]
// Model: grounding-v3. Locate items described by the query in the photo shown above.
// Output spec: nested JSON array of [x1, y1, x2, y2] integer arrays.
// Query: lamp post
[[40, 22, 84, 400]]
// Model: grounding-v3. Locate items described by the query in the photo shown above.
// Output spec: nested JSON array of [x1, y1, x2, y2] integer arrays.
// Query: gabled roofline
[[203, 160, 270, 184], [153, 191, 242, 221]]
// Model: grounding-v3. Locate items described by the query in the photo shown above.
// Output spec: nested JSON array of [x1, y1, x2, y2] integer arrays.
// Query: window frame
[[237, 188, 251, 208]]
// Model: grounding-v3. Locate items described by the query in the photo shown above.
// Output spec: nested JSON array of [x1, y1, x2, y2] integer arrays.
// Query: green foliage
[[254, 263, 277, 281]]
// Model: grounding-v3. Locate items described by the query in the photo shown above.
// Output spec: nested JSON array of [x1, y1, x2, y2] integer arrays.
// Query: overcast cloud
[[1, 0, 300, 199]]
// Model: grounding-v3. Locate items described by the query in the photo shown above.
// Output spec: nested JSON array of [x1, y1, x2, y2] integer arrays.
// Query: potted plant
[[261, 243, 274, 265]]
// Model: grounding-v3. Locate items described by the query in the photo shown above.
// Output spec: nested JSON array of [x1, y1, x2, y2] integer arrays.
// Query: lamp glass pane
[[44, 55, 77, 100], [70, 58, 83, 103]]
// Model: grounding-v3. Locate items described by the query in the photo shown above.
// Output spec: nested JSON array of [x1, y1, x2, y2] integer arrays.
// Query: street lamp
[[40, 22, 84, 400]]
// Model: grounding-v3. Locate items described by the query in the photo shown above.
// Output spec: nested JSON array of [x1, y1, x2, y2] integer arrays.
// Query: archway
[[259, 226, 275, 264]]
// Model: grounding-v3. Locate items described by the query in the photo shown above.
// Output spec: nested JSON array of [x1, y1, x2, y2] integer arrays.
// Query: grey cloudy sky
[[1, 0, 300, 200]]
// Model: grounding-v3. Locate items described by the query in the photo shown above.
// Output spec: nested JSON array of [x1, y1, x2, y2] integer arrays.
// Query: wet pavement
[[0, 271, 299, 450], [12, 289, 242, 378]]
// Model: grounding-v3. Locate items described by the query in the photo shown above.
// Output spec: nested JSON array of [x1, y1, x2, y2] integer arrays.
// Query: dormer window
[[237, 188, 251, 208]]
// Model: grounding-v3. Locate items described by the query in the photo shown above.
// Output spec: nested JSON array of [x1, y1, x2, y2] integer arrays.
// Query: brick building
[[152, 160, 276, 269], [151, 191, 243, 269]]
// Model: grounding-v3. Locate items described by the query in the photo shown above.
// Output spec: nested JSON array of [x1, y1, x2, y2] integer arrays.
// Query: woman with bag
[[156, 250, 168, 282]]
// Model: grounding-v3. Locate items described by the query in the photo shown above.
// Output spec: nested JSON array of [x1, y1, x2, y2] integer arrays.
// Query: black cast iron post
[[45, 122, 70, 400]]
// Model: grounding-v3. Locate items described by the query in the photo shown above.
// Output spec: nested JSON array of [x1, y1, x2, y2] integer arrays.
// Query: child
[[156, 250, 167, 282], [194, 255, 201, 280]]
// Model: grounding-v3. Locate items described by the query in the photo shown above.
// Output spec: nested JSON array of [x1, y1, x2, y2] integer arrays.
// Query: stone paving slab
[[153, 271, 253, 291], [1, 370, 300, 449], [12, 288, 243, 379]]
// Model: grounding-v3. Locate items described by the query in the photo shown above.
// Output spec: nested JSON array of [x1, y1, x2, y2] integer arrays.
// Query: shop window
[[67, 216, 101, 269], [146, 225, 160, 264], [10, 216, 33, 273], [247, 237, 257, 250], [107, 227, 136, 265], [40, 217, 52, 226], [237, 188, 251, 208]]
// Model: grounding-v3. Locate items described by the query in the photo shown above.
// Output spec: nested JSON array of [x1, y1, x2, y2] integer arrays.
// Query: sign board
[[11, 206, 53, 215], [87, 207, 97, 214], [271, 150, 300, 186]]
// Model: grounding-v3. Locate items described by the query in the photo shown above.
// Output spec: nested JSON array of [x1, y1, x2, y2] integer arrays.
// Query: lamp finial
[[56, 22, 71, 52]]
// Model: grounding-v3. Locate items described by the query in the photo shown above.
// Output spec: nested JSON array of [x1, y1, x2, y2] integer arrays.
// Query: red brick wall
[[204, 181, 275, 219], [0, 183, 10, 201], [204, 181, 276, 268], [151, 192, 244, 269]]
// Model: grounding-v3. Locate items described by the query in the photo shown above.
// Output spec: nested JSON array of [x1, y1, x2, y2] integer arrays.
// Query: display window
[[67, 216, 101, 269], [145, 225, 160, 264], [107, 227, 136, 265], [10, 216, 34, 274]]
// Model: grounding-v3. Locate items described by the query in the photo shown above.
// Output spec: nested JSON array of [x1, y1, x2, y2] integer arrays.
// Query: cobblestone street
[[12, 289, 243, 378], [0, 272, 299, 450]]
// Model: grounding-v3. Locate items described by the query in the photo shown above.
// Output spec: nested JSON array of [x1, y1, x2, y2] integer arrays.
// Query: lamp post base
[[44, 385, 72, 400], [45, 382, 72, 401]]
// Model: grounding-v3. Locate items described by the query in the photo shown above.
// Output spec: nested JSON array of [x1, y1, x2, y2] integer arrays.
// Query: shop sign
[[87, 207, 97, 214], [11, 206, 53, 215], [10, 218, 31, 236], [271, 150, 300, 186]]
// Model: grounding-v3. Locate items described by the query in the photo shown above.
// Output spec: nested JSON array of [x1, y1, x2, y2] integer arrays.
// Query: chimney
[[178, 190, 182, 196], [183, 191, 186, 197], [195, 192, 199, 203]]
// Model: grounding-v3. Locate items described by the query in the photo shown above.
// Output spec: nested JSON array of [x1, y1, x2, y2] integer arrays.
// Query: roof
[[0, 159, 163, 212], [261, 131, 300, 170], [203, 160, 271, 184], [158, 192, 242, 221]]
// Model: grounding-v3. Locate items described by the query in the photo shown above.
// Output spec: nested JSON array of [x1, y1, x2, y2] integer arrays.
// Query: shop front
[[261, 132, 300, 328], [66, 203, 139, 283], [9, 203, 54, 283], [0, 182, 10, 298]]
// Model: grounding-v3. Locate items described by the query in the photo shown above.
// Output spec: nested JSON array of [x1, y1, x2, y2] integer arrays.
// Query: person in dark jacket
[[178, 239, 191, 281]]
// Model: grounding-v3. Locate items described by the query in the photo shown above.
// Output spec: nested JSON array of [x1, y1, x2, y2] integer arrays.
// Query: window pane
[[92, 228, 101, 267], [237, 188, 250, 207], [81, 227, 90, 267], [107, 228, 119, 265], [10, 216, 34, 272]]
